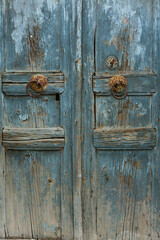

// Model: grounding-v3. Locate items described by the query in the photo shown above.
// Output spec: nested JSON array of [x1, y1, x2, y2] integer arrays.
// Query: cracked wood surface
[[0, 0, 74, 238], [3, 128, 65, 150], [0, 0, 160, 239], [93, 127, 157, 149]]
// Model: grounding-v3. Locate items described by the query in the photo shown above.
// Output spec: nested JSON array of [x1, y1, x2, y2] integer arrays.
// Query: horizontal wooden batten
[[2, 72, 64, 83], [3, 127, 65, 150], [93, 72, 157, 95], [2, 72, 64, 95], [3, 83, 64, 95], [93, 127, 156, 150]]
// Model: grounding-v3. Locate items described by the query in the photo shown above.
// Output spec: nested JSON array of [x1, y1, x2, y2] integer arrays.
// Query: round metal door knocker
[[109, 75, 128, 100], [26, 75, 48, 98]]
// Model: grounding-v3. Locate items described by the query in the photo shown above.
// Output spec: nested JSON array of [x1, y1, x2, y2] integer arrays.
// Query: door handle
[[26, 75, 48, 98], [109, 75, 128, 100]]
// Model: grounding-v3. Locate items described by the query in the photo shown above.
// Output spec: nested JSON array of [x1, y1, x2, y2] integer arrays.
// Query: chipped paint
[[19, 114, 29, 121], [10, 0, 59, 55], [101, 0, 147, 70]]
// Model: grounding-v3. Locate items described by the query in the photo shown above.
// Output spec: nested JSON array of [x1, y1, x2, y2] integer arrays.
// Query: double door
[[0, 0, 160, 239]]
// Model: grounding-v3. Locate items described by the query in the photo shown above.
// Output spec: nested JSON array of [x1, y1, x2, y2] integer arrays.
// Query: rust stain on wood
[[26, 22, 44, 68], [116, 99, 130, 126]]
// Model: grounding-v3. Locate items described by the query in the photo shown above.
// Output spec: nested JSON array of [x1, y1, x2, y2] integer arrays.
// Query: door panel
[[82, 0, 160, 239], [6, 151, 61, 238], [0, 0, 74, 239], [1, 0, 160, 239], [97, 150, 153, 239]]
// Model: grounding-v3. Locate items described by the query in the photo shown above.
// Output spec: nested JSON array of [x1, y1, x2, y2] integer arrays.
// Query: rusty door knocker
[[26, 75, 48, 98], [109, 75, 128, 100]]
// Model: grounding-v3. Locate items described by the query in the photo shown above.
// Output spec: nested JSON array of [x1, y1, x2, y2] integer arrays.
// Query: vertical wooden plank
[[59, 1, 74, 239], [0, 0, 5, 237], [82, 1, 97, 240], [153, 0, 160, 237], [71, 1, 83, 239], [60, 0, 83, 238]]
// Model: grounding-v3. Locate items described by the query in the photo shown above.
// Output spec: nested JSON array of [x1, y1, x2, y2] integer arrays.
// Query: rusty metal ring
[[111, 83, 128, 100], [26, 80, 43, 98]]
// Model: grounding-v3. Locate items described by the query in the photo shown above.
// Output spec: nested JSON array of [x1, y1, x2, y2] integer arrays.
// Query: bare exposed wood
[[93, 128, 156, 149], [3, 127, 64, 150], [3, 127, 64, 141], [3, 139, 64, 150]]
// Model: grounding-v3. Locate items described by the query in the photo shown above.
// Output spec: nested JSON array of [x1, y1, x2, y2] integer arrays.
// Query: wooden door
[[1, 0, 160, 240], [0, 0, 82, 239], [82, 0, 160, 239]]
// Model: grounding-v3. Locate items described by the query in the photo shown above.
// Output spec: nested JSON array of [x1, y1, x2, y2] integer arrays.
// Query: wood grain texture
[[6, 0, 60, 71], [84, 0, 160, 239], [3, 83, 64, 95], [1, 0, 160, 239], [96, 96, 152, 128], [5, 151, 61, 238], [96, 0, 153, 72], [0, 0, 5, 237], [93, 73, 157, 95], [2, 72, 64, 83], [3, 127, 64, 141], [3, 139, 64, 150], [93, 128, 157, 150], [59, 0, 74, 239], [153, 0, 160, 237], [2, 0, 73, 238], [96, 150, 156, 239], [82, 1, 97, 240], [3, 127, 65, 150], [71, 0, 83, 239], [4, 96, 60, 128]]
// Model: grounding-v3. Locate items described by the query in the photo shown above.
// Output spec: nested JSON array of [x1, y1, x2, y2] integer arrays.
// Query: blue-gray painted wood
[[82, 1, 97, 240], [96, 0, 153, 72], [96, 150, 154, 239], [82, 0, 160, 239], [6, 0, 60, 71], [5, 151, 61, 237], [3, 127, 65, 150], [1, 0, 160, 239], [59, 0, 74, 239], [93, 128, 156, 150], [0, 0, 6, 237], [1, 0, 74, 238]]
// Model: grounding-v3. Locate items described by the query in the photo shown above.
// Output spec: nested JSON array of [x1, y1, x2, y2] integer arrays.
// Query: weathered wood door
[[82, 0, 160, 239], [0, 0, 160, 240], [0, 0, 77, 239]]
